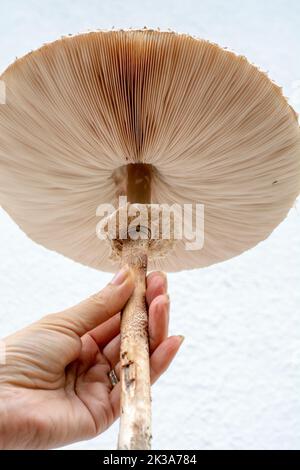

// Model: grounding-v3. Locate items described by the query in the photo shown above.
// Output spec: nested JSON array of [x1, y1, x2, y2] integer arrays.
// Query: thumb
[[42, 266, 134, 337]]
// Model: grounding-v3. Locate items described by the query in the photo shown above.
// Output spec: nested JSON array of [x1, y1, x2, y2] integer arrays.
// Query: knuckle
[[38, 312, 71, 334], [39, 312, 59, 325], [89, 290, 110, 316]]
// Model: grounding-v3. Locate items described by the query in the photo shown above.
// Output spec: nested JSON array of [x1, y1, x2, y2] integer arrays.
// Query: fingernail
[[111, 265, 130, 285], [177, 335, 185, 345]]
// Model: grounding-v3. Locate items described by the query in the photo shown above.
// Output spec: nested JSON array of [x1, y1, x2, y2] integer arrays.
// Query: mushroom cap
[[0, 30, 299, 272]]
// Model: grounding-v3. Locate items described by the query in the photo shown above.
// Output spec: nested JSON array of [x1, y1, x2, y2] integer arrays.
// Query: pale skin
[[0, 267, 183, 449]]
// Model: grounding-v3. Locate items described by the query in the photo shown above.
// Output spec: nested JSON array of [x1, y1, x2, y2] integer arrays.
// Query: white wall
[[0, 0, 299, 450]]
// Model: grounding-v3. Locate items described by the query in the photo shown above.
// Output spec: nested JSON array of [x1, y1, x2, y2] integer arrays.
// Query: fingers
[[149, 335, 184, 383], [40, 266, 134, 337], [148, 294, 169, 351], [76, 333, 100, 376], [146, 271, 167, 306], [87, 313, 121, 348], [103, 293, 169, 368], [89, 271, 168, 364], [110, 335, 184, 418], [102, 334, 120, 368]]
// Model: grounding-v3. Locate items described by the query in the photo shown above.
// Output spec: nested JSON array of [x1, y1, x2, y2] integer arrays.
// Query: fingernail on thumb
[[111, 265, 130, 286]]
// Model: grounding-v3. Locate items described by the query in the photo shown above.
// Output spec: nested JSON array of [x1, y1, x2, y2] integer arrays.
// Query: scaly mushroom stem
[[117, 237, 151, 449], [117, 163, 152, 450]]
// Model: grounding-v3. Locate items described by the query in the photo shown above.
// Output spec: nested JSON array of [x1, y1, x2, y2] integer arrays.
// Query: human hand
[[0, 267, 183, 449]]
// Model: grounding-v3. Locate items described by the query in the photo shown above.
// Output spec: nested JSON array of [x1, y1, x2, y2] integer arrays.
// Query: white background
[[0, 0, 299, 450]]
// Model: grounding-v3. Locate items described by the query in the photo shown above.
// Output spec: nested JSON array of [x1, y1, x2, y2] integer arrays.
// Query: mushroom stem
[[117, 163, 152, 450], [126, 163, 152, 204], [118, 238, 151, 449]]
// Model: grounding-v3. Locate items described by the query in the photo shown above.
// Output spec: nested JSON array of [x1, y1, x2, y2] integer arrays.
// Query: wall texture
[[0, 0, 299, 450]]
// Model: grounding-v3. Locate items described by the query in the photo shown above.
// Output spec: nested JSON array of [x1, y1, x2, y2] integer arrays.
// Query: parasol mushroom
[[0, 29, 299, 450]]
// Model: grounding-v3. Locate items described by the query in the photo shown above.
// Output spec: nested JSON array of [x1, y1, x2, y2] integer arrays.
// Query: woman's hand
[[0, 267, 183, 449]]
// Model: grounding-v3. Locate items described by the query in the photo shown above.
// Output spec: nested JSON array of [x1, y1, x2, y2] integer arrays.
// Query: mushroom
[[0, 29, 299, 450]]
